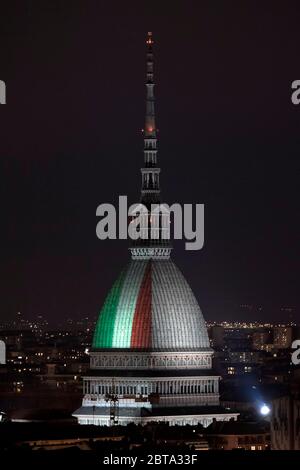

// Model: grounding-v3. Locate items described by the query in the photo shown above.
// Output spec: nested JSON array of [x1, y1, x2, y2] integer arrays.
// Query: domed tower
[[73, 33, 238, 427]]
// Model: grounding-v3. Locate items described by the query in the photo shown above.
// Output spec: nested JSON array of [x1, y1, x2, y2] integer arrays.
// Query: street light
[[260, 404, 271, 416]]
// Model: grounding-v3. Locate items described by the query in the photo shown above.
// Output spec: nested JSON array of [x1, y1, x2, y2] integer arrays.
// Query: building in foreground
[[73, 33, 238, 427], [271, 379, 300, 450], [204, 419, 270, 450]]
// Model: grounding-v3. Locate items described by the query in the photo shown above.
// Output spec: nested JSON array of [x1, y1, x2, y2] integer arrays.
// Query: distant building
[[273, 327, 292, 349], [210, 326, 224, 349], [227, 351, 261, 364], [223, 328, 252, 351], [223, 352, 261, 377], [252, 330, 272, 351], [38, 363, 82, 392], [0, 329, 35, 351]]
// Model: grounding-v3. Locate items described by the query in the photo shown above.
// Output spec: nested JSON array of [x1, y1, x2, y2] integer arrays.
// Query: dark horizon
[[0, 1, 299, 324]]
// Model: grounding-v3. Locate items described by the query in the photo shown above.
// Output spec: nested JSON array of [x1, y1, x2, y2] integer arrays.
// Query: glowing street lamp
[[260, 404, 271, 416]]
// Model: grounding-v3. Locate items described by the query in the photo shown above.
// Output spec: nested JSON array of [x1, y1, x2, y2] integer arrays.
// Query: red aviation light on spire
[[143, 126, 155, 135]]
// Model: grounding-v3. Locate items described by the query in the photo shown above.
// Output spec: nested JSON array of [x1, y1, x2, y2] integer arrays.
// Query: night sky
[[0, 1, 299, 324]]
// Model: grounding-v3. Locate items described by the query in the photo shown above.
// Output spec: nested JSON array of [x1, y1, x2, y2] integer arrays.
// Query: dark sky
[[0, 1, 299, 324]]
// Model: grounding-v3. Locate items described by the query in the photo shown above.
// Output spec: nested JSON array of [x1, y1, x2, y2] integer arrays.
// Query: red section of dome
[[130, 261, 152, 348]]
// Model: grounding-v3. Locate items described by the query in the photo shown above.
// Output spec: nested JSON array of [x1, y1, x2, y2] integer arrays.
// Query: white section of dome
[[152, 259, 210, 350]]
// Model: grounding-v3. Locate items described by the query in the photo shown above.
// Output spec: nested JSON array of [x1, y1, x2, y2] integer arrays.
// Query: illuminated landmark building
[[73, 33, 238, 427]]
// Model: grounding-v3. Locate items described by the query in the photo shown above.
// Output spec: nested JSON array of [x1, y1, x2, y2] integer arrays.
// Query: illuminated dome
[[92, 258, 210, 351], [73, 32, 239, 429]]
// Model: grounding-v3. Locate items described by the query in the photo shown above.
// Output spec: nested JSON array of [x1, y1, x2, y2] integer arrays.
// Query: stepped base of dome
[[73, 404, 239, 427]]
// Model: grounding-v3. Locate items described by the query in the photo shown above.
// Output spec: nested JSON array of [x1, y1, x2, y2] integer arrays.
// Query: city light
[[260, 404, 271, 416]]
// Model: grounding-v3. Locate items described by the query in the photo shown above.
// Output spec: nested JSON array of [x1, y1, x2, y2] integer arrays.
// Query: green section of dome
[[92, 270, 125, 348], [111, 260, 147, 348]]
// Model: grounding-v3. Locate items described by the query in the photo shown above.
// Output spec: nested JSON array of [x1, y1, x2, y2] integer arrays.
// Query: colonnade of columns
[[84, 378, 219, 396]]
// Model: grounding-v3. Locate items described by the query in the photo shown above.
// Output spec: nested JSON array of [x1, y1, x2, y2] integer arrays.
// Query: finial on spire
[[146, 31, 153, 45]]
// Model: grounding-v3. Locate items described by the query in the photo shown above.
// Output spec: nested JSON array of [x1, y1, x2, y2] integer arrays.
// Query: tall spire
[[141, 32, 160, 205], [130, 33, 171, 260]]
